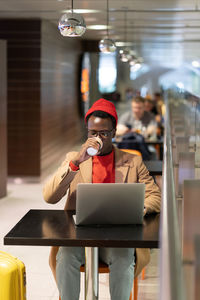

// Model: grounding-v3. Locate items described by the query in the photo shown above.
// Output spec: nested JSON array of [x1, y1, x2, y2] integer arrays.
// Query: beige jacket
[[43, 146, 161, 278]]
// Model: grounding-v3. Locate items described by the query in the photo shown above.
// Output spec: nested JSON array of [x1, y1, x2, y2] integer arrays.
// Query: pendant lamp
[[120, 10, 132, 62], [58, 0, 86, 37], [99, 0, 116, 53]]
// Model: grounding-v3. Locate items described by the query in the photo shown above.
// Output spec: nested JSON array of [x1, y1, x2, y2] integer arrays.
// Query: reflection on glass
[[183, 180, 200, 261]]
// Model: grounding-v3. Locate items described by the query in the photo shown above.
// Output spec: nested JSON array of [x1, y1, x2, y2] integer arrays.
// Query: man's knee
[[101, 248, 135, 268], [113, 248, 135, 268], [57, 247, 84, 266]]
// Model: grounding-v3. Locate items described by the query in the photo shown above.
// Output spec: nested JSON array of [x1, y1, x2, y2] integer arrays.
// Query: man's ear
[[112, 128, 116, 138]]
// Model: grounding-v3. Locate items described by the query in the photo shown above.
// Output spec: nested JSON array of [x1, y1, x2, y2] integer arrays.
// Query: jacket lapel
[[80, 157, 92, 183], [79, 147, 134, 184], [114, 147, 134, 183]]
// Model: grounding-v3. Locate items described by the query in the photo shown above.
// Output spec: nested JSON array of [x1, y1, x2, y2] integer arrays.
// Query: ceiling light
[[87, 25, 108, 30], [119, 49, 132, 62], [129, 60, 136, 66], [58, 0, 86, 37], [192, 60, 200, 68], [84, 17, 98, 22], [99, 0, 116, 53], [136, 57, 144, 64], [129, 56, 137, 66], [119, 10, 131, 62], [115, 42, 133, 47], [61, 9, 100, 14], [99, 39, 116, 53], [130, 54, 144, 66], [176, 82, 184, 89], [131, 63, 142, 72]]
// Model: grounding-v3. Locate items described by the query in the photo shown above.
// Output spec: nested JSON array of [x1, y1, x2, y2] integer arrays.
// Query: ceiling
[[1, 0, 200, 67]]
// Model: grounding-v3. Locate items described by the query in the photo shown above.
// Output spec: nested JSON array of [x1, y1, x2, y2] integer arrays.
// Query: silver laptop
[[73, 183, 145, 226]]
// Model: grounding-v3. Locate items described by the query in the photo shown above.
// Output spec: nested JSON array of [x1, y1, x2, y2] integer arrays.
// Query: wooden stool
[[141, 267, 145, 280], [121, 149, 142, 156]]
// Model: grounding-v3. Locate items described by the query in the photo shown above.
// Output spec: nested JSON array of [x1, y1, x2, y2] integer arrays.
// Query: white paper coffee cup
[[87, 136, 103, 156]]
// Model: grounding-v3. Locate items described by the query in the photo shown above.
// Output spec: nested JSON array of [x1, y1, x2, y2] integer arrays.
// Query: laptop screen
[[74, 183, 145, 225]]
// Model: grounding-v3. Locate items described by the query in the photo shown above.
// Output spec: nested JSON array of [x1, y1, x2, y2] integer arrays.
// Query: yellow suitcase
[[0, 251, 26, 300]]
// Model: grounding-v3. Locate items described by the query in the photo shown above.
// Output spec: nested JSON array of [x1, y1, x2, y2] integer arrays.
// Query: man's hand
[[116, 124, 130, 136], [71, 138, 101, 167]]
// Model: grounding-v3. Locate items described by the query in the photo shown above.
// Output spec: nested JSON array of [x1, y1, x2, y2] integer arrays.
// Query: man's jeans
[[56, 246, 135, 300]]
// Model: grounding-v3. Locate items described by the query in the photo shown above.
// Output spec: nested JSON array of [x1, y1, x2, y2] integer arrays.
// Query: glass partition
[[160, 91, 200, 300], [159, 94, 185, 300]]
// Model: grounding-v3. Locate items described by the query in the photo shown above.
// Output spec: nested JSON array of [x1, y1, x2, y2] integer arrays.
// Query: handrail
[[159, 95, 185, 300]]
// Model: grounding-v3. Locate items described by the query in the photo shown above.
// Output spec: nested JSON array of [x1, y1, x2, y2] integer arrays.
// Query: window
[[98, 52, 117, 93]]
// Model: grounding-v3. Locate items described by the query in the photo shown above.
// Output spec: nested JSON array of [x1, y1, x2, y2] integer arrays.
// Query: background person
[[116, 96, 157, 140], [144, 98, 164, 138], [43, 98, 161, 300], [144, 98, 159, 116], [153, 92, 165, 117]]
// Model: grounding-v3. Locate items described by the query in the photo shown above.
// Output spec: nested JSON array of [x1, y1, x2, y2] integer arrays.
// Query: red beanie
[[85, 98, 118, 125]]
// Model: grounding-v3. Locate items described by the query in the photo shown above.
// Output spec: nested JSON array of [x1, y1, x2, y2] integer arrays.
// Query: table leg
[[85, 247, 99, 300]]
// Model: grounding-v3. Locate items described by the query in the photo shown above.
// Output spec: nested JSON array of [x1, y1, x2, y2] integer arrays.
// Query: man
[[154, 92, 165, 117], [144, 98, 158, 116], [116, 96, 157, 140], [43, 98, 161, 300]]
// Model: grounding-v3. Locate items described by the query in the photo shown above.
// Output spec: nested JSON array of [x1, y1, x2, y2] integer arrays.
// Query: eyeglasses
[[87, 129, 113, 138]]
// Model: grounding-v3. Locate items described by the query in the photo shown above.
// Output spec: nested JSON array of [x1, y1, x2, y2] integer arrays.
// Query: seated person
[[153, 92, 165, 137], [116, 96, 157, 140], [144, 98, 164, 138], [43, 98, 161, 300], [154, 92, 165, 117], [144, 98, 159, 116]]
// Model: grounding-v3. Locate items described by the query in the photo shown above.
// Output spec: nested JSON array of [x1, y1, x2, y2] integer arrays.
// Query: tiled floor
[[0, 180, 159, 300]]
